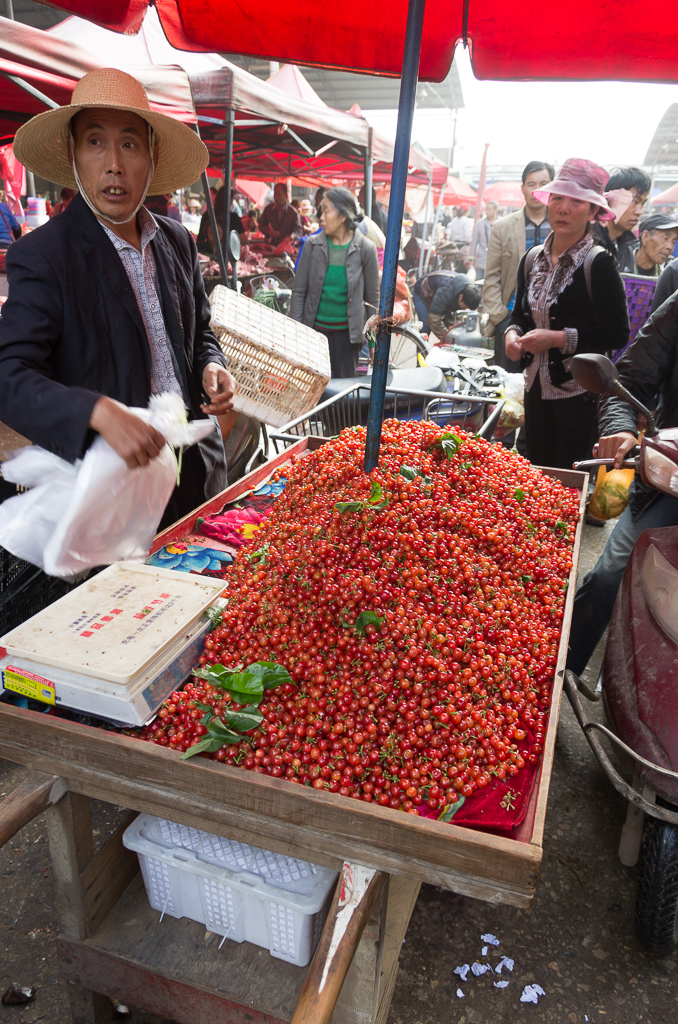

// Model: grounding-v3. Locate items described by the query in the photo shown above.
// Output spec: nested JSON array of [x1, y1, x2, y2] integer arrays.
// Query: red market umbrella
[[652, 183, 678, 205], [442, 175, 477, 206], [33, 0, 678, 84], [482, 180, 525, 207]]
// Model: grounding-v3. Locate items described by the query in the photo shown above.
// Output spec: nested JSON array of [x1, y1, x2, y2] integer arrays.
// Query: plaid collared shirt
[[519, 231, 591, 399], [100, 207, 182, 396]]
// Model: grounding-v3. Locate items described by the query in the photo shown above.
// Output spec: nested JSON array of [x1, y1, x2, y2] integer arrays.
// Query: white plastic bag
[[0, 395, 215, 578], [0, 449, 78, 565]]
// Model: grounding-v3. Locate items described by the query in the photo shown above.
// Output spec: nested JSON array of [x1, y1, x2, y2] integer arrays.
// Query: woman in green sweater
[[290, 187, 380, 377]]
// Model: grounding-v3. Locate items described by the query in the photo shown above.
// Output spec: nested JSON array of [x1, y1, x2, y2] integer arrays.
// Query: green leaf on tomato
[[246, 542, 270, 565], [204, 604, 224, 629], [399, 465, 417, 481], [206, 718, 245, 743], [334, 500, 364, 513], [180, 734, 226, 760], [431, 432, 462, 460], [193, 663, 238, 685], [554, 520, 569, 537], [438, 795, 465, 822], [223, 705, 264, 733], [241, 661, 292, 691], [514, 488, 525, 502], [354, 611, 384, 636]]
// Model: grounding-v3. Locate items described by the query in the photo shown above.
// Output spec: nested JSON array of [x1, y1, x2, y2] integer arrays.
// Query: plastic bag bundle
[[0, 395, 214, 578], [587, 465, 635, 521], [496, 373, 525, 431]]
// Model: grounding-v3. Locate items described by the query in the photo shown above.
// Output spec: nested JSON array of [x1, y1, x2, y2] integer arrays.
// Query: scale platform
[[0, 562, 225, 725]]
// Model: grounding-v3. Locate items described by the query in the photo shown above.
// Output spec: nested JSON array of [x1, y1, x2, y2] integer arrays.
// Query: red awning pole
[[364, 0, 427, 473]]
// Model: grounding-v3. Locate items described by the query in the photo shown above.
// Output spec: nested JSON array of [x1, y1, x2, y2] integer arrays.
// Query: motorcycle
[[566, 351, 678, 955]]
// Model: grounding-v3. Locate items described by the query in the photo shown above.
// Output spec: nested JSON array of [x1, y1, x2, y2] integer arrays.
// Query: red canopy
[[481, 180, 524, 207], [0, 14, 447, 187], [652, 183, 678, 205], [34, 0, 678, 83], [443, 176, 478, 206]]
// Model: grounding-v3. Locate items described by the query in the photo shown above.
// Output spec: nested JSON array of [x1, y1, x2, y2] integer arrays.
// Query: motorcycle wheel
[[634, 814, 678, 955]]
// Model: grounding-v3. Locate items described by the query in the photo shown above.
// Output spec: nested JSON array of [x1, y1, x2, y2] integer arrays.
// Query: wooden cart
[[0, 442, 587, 1024]]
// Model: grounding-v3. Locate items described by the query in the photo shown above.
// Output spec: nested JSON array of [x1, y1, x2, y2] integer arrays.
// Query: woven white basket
[[209, 286, 331, 428]]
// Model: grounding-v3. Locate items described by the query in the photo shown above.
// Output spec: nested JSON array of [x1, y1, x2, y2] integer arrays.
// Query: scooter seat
[[603, 527, 678, 805], [321, 366, 447, 403]]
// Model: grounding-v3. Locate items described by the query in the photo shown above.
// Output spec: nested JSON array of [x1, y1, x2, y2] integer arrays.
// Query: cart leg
[[46, 791, 111, 1024], [373, 876, 421, 1024], [291, 862, 384, 1024], [64, 985, 114, 1024], [332, 874, 420, 1024]]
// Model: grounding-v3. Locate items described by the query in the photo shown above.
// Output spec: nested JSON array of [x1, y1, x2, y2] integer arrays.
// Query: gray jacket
[[289, 230, 380, 347]]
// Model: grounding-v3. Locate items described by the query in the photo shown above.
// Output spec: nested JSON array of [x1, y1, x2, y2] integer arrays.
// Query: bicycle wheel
[[387, 326, 430, 369]]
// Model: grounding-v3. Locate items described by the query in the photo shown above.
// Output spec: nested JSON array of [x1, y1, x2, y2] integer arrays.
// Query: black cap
[[638, 212, 678, 235]]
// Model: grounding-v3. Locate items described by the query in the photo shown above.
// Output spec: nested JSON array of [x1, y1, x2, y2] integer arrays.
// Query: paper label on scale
[[4, 665, 56, 705]]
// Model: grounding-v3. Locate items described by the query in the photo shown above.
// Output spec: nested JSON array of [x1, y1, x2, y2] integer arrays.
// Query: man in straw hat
[[0, 68, 235, 525]]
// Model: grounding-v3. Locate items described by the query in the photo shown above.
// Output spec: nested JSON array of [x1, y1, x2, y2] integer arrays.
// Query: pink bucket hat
[[532, 158, 615, 222]]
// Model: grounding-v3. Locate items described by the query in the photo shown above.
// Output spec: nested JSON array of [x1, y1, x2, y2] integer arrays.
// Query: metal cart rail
[[268, 384, 504, 455]]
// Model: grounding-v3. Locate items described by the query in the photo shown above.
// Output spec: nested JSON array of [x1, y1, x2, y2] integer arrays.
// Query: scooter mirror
[[570, 353, 619, 395]]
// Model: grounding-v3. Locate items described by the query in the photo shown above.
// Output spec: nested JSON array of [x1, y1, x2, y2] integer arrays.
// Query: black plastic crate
[[0, 547, 77, 636]]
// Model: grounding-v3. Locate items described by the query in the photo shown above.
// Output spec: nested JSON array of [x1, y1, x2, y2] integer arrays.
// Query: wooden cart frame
[[0, 442, 587, 1023]]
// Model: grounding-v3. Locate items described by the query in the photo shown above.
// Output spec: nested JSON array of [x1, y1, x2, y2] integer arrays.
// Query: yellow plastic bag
[[587, 465, 635, 521]]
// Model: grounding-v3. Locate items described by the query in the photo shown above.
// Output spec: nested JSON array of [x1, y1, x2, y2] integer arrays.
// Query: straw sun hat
[[14, 68, 208, 195]]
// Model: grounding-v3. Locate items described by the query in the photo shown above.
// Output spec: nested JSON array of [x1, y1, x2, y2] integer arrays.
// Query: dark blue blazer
[[0, 194, 227, 508]]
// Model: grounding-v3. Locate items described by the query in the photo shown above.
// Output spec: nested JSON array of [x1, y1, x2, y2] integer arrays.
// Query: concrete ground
[[1, 519, 675, 1024]]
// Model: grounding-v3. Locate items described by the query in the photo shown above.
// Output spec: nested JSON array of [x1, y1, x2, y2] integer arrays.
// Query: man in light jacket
[[482, 161, 554, 370]]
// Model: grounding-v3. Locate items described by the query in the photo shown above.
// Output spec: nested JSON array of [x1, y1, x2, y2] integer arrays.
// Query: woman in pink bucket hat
[[504, 158, 630, 470]]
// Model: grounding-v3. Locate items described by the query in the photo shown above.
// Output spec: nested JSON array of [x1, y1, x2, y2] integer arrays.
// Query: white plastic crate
[[210, 285, 331, 428], [123, 814, 338, 966]]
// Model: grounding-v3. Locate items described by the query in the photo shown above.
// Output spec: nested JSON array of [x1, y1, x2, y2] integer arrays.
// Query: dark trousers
[[567, 493, 678, 674], [492, 313, 522, 373], [319, 327, 360, 378], [412, 292, 430, 333], [523, 373, 599, 470]]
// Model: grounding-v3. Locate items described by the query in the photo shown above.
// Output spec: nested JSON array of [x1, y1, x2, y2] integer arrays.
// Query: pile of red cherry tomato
[[135, 420, 579, 817]]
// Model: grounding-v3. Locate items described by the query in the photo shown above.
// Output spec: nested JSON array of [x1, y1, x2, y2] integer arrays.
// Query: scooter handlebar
[[572, 457, 638, 470]]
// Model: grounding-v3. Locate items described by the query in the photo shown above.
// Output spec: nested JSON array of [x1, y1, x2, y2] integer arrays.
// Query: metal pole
[[364, 127, 373, 218], [3, 0, 13, 19], [364, 0, 427, 472], [417, 172, 433, 279], [223, 107, 234, 289], [201, 170, 227, 282], [424, 136, 453, 273], [424, 180, 446, 274], [474, 142, 490, 223]]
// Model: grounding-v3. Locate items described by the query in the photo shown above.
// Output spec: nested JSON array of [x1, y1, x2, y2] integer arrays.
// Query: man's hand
[[596, 431, 638, 469], [504, 330, 523, 363], [201, 363, 236, 416], [519, 329, 566, 354], [89, 397, 166, 470]]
